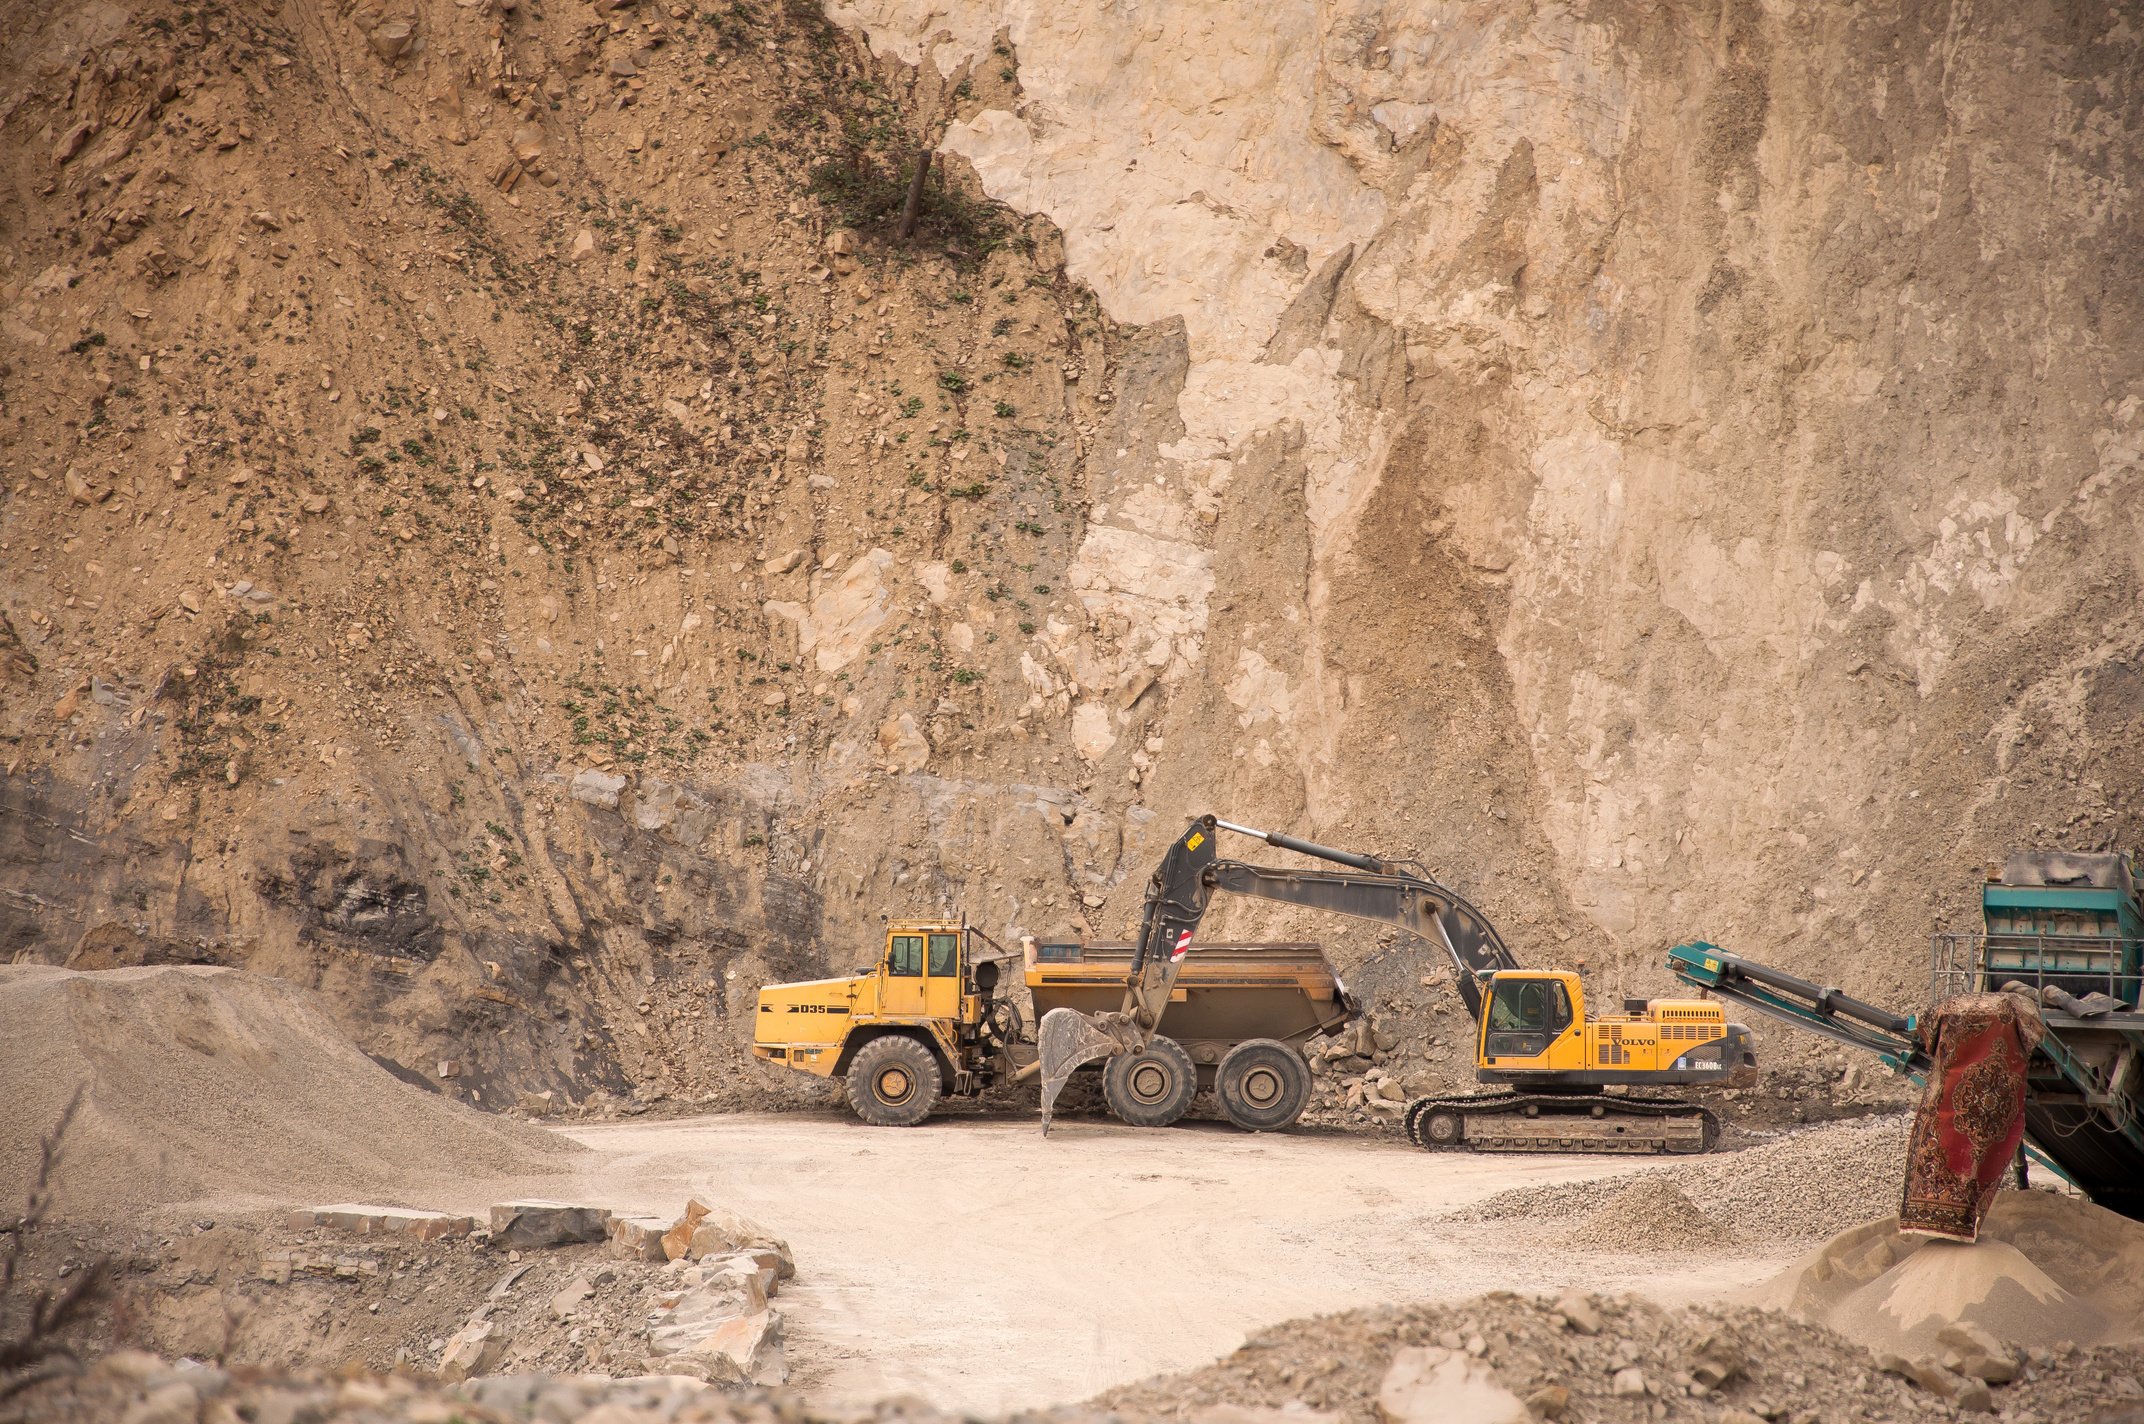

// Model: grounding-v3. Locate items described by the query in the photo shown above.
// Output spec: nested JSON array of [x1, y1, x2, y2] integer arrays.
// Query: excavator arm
[[1036, 814, 1513, 1131]]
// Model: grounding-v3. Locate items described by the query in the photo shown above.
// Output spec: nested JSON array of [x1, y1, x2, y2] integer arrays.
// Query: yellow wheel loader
[[1033, 815, 1758, 1152]]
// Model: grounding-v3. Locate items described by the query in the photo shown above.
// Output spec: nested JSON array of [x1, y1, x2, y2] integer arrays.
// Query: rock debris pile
[[1095, 1289, 2141, 1423], [48, 1290, 2141, 1424], [276, 1195, 800, 1385], [20, 1189, 2144, 1422]]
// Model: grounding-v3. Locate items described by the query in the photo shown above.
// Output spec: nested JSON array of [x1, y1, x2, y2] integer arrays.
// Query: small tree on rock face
[[895, 142, 934, 243], [811, 39, 1008, 264], [894, 58, 967, 244], [0, 1089, 112, 1402]]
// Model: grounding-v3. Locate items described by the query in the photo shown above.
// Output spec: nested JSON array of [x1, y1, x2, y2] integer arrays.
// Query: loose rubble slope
[[33, 1290, 2144, 1424], [1095, 1289, 2141, 1424]]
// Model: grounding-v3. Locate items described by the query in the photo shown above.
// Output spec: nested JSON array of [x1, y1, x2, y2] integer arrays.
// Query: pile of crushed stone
[[0, 966, 576, 1218], [1457, 1114, 1911, 1244], [1556, 1177, 1734, 1254]]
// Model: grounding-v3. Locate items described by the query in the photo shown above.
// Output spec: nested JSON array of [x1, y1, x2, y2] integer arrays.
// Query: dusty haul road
[[518, 1112, 1790, 1413]]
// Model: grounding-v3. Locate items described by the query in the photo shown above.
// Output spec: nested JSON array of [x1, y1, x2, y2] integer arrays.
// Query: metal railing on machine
[[1930, 932, 2143, 1008]]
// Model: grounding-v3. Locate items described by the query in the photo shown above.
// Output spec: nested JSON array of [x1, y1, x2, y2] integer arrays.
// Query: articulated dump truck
[[752, 919, 1361, 1130]]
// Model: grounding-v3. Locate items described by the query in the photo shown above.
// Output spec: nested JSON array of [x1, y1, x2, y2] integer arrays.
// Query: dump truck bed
[[1024, 940, 1357, 1066]]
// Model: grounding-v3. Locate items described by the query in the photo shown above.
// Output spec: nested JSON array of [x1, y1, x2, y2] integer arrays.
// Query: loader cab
[[876, 920, 967, 1022], [1479, 971, 1581, 1066]]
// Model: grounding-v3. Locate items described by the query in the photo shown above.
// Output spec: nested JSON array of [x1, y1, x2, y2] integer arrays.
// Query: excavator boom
[[1204, 857, 1515, 1018]]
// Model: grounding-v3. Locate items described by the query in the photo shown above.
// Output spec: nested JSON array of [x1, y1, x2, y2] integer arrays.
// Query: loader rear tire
[[1103, 1035, 1196, 1128], [1216, 1039, 1311, 1132], [845, 1036, 941, 1127]]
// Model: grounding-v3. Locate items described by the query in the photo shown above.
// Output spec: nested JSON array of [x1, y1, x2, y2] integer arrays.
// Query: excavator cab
[[1478, 970, 1590, 1075], [1482, 974, 1573, 1060]]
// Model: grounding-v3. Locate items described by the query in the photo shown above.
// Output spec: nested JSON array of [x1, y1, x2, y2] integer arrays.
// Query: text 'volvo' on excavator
[[1036, 814, 1758, 1152]]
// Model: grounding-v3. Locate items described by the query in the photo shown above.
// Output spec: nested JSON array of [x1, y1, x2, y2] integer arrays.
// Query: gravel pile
[[1662, 1114, 1909, 1239], [1455, 1114, 1911, 1245], [1557, 1177, 1734, 1254]]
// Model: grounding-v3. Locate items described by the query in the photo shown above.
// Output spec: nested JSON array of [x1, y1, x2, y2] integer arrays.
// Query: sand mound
[[0, 965, 577, 1218], [1746, 1189, 2144, 1354], [1556, 1176, 1732, 1253]]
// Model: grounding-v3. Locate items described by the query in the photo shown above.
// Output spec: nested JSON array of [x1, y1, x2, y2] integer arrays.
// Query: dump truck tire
[[1103, 1035, 1197, 1127], [1216, 1038, 1311, 1131], [845, 1036, 941, 1127]]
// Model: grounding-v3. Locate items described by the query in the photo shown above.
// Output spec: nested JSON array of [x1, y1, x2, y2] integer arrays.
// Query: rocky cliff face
[[832, 0, 2144, 994], [2, 0, 2139, 1103]]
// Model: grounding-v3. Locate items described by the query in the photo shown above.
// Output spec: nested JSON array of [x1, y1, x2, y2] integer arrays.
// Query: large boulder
[[1375, 1346, 1529, 1424], [488, 1201, 612, 1248], [437, 1315, 505, 1382]]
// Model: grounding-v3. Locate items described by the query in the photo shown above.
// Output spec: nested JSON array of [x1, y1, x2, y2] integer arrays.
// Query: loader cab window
[[888, 934, 924, 977], [927, 932, 959, 977]]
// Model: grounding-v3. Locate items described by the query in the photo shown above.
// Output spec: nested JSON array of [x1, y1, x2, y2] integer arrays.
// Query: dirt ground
[[502, 1111, 1800, 1412], [22, 1098, 2139, 1422]]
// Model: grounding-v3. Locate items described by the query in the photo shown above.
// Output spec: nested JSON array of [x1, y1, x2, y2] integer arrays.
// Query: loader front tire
[[1216, 1038, 1311, 1132], [845, 1036, 941, 1127], [1102, 1035, 1197, 1128]]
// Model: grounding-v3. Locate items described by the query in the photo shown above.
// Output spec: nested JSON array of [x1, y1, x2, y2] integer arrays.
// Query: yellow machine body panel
[[753, 973, 866, 1077], [1588, 998, 1732, 1072], [1474, 971, 1746, 1085], [752, 919, 970, 1076]]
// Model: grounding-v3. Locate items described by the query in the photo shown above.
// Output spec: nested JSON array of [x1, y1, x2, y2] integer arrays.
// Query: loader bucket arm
[[1124, 814, 1223, 1015], [1037, 816, 1219, 1132]]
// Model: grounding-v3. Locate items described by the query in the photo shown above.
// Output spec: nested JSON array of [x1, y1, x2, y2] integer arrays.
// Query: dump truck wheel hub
[[1240, 1066, 1283, 1107], [876, 1066, 914, 1102]]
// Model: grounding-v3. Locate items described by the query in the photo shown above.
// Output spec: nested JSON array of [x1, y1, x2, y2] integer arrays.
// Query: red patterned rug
[[1899, 992, 2043, 1242]]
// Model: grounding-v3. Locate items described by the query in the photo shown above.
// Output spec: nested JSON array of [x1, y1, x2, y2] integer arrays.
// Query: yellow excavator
[[1038, 814, 1758, 1152]]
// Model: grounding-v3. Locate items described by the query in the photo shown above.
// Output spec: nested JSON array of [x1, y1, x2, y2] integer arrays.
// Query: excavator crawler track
[[1402, 1092, 1719, 1155]]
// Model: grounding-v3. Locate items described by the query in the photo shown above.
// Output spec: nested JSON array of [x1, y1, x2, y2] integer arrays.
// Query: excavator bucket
[[1035, 1006, 1139, 1134]]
